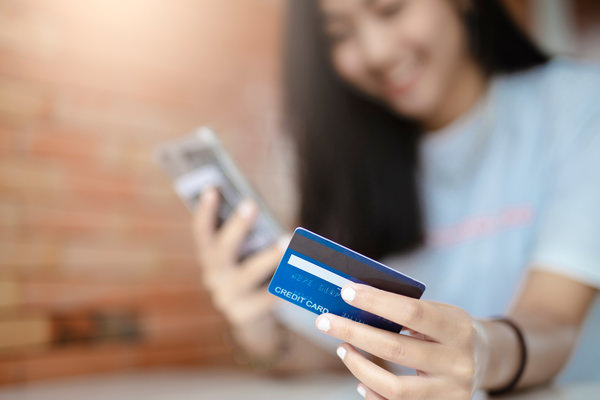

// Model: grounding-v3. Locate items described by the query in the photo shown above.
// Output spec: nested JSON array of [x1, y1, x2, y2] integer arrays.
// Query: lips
[[382, 57, 421, 98], [384, 68, 420, 98]]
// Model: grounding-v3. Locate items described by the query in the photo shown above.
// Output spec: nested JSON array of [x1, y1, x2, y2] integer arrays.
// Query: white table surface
[[0, 368, 597, 400]]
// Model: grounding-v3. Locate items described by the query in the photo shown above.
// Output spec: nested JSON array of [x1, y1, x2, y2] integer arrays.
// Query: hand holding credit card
[[269, 228, 425, 333]]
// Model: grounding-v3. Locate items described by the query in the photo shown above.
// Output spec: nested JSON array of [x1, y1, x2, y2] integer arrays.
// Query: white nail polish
[[357, 385, 366, 398], [238, 200, 256, 218], [336, 346, 347, 361], [317, 317, 330, 332], [341, 287, 356, 303]]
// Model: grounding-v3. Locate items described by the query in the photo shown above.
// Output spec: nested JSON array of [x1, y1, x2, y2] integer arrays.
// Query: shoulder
[[498, 58, 600, 90], [493, 59, 600, 150], [496, 58, 600, 118]]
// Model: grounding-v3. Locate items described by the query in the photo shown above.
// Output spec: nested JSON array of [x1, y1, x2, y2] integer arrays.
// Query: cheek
[[428, 12, 467, 77], [394, 1, 468, 114], [410, 0, 467, 63], [332, 47, 378, 97]]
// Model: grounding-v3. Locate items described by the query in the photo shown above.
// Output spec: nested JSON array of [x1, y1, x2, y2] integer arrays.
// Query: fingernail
[[341, 286, 356, 303], [317, 316, 330, 332], [336, 346, 346, 361], [277, 234, 292, 251], [238, 200, 256, 218], [357, 385, 366, 398]]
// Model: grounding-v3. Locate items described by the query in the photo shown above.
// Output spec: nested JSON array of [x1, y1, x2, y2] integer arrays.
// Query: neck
[[423, 61, 488, 132]]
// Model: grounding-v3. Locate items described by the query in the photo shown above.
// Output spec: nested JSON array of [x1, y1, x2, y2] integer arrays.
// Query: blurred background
[[0, 0, 599, 387]]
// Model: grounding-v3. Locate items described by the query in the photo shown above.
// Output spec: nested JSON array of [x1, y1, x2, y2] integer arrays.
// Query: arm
[[483, 268, 598, 390], [194, 188, 341, 373]]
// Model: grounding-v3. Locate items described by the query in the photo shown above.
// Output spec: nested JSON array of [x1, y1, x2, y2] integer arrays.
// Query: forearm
[[480, 313, 577, 391]]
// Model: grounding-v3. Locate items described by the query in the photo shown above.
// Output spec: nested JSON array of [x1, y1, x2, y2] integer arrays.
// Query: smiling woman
[[285, 0, 547, 260], [191, 0, 600, 398]]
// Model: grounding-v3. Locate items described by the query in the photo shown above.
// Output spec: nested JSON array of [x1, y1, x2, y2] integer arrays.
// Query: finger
[[356, 384, 385, 400], [336, 343, 429, 400], [216, 199, 258, 259], [360, 380, 461, 400], [340, 284, 464, 344], [233, 242, 285, 293], [193, 188, 220, 249], [208, 238, 286, 300], [316, 313, 458, 375], [403, 328, 428, 341]]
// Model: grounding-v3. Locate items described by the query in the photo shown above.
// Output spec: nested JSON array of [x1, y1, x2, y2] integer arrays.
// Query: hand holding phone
[[193, 188, 285, 327], [155, 127, 288, 353], [155, 127, 284, 259]]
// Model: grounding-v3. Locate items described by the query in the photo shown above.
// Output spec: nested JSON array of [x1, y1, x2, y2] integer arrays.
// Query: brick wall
[[0, 0, 288, 385]]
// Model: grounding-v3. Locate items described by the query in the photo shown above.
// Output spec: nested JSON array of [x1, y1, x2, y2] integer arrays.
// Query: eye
[[375, 0, 405, 19]]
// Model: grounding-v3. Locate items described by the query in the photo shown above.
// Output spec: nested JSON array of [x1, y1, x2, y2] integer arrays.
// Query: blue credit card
[[268, 227, 426, 333]]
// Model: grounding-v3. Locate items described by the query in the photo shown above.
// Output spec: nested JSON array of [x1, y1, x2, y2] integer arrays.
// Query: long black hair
[[284, 0, 548, 259]]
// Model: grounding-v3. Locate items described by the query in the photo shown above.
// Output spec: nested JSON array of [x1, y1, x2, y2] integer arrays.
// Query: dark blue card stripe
[[290, 227, 425, 298]]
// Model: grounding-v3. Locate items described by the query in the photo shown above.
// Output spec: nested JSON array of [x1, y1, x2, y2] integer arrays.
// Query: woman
[[194, 0, 600, 398]]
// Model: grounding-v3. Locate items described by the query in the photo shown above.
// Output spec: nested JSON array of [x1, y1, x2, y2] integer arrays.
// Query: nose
[[357, 23, 396, 72]]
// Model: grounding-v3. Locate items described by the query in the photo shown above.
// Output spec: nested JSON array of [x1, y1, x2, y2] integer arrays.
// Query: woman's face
[[319, 0, 480, 127]]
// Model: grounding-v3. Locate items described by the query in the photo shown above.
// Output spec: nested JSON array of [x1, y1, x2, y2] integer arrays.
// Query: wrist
[[480, 318, 526, 393]]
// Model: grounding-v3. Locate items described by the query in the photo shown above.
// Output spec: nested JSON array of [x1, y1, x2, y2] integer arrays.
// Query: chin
[[384, 86, 440, 124], [388, 101, 432, 123]]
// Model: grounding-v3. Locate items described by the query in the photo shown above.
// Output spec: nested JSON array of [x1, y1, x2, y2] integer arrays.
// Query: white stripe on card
[[288, 254, 352, 288]]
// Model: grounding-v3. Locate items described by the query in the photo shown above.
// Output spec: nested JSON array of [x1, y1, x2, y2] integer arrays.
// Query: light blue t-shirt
[[386, 58, 600, 382], [276, 58, 600, 383]]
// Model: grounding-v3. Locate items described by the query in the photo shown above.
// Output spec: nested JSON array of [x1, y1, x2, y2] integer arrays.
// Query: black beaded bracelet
[[488, 318, 528, 396]]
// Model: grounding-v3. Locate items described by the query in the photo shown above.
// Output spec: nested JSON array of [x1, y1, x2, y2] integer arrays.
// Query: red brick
[[60, 241, 161, 279], [135, 343, 231, 368], [0, 78, 50, 125], [0, 157, 65, 196], [15, 279, 210, 311], [0, 238, 61, 274], [0, 342, 231, 384], [51, 91, 193, 140], [0, 14, 59, 60], [55, 238, 198, 280], [25, 129, 102, 160], [0, 280, 20, 308], [0, 345, 137, 384], [64, 167, 139, 201], [0, 200, 21, 239], [21, 204, 191, 239], [0, 126, 20, 155], [0, 314, 52, 352], [141, 308, 226, 345]]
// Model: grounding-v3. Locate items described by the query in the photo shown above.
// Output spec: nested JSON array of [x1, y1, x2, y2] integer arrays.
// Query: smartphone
[[155, 127, 284, 259]]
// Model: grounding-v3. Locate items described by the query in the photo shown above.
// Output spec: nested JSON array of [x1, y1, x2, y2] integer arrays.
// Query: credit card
[[268, 227, 426, 333]]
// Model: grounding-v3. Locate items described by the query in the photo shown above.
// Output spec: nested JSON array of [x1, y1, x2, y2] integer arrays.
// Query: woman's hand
[[193, 188, 285, 333], [315, 284, 491, 399]]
